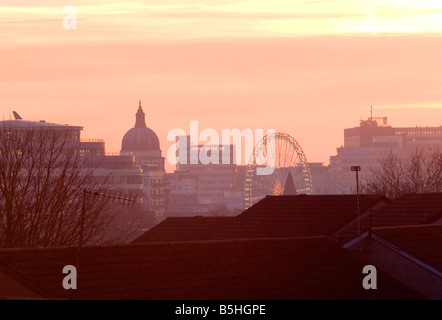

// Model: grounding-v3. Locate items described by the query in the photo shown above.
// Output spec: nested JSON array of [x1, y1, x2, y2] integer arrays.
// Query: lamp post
[[351, 166, 361, 250]]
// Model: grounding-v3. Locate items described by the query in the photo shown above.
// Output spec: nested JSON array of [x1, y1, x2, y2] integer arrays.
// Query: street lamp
[[351, 166, 362, 250]]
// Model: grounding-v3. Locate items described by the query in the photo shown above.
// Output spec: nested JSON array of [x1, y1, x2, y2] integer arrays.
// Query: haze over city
[[1, 0, 442, 304], [1, 1, 442, 172]]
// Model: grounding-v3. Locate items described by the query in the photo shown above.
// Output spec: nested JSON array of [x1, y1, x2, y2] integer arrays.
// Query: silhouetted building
[[165, 171, 200, 216], [0, 236, 423, 299], [0, 115, 143, 196], [329, 115, 442, 193], [121, 101, 165, 170], [3, 193, 441, 299], [130, 193, 442, 299], [0, 113, 153, 240], [308, 162, 330, 194], [168, 135, 239, 215], [347, 224, 442, 299], [121, 101, 165, 218]]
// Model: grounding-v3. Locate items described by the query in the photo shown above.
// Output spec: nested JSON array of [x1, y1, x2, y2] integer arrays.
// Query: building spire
[[283, 171, 297, 195], [135, 100, 146, 127]]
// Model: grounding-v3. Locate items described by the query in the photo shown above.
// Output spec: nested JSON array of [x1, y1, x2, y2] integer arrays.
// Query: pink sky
[[1, 1, 442, 171]]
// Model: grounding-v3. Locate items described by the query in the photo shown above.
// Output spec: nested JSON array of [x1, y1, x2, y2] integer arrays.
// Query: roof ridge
[[0, 236, 332, 254], [371, 223, 442, 232], [370, 232, 442, 277], [327, 196, 389, 235]]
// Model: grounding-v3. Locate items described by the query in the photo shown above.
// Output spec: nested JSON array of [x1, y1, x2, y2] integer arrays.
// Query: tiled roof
[[213, 194, 388, 240], [132, 217, 235, 243], [0, 237, 423, 300], [333, 193, 442, 245], [0, 262, 42, 299], [372, 193, 442, 225], [372, 224, 442, 272]]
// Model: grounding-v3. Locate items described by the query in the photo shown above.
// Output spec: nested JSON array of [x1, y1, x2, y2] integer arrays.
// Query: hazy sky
[[1, 0, 442, 171]]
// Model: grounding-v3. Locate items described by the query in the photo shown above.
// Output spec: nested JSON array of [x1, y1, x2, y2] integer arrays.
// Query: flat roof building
[[329, 114, 442, 194]]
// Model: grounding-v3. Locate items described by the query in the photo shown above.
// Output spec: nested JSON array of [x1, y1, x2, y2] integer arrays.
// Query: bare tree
[[361, 148, 442, 199], [0, 126, 143, 248]]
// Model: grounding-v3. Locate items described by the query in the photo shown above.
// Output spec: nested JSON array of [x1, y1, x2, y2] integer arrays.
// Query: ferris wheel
[[244, 132, 313, 209]]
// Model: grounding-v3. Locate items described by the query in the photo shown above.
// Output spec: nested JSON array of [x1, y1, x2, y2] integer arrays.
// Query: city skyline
[[2, 102, 442, 171], [1, 1, 442, 169], [1, 1, 441, 302]]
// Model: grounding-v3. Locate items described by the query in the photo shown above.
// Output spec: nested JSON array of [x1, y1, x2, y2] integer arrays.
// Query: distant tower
[[283, 171, 297, 195], [12, 111, 22, 120], [121, 101, 165, 217]]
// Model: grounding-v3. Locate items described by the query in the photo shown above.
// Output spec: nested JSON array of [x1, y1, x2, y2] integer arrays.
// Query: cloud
[[142, 11, 351, 20], [1, 0, 442, 46]]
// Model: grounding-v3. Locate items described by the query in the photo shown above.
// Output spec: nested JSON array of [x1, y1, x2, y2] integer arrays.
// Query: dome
[[121, 101, 160, 152]]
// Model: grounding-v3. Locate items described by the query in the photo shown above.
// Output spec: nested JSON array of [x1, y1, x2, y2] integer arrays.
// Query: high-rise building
[[329, 114, 442, 193], [165, 135, 239, 215], [165, 170, 200, 216], [176, 136, 236, 205], [308, 162, 330, 194]]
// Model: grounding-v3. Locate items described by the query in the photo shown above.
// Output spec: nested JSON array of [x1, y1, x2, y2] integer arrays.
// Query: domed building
[[121, 101, 165, 170], [121, 101, 165, 218]]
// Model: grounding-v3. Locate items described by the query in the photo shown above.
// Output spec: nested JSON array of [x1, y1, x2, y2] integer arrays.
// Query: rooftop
[[372, 224, 442, 272], [132, 216, 235, 243], [213, 194, 389, 240], [0, 119, 83, 130], [0, 237, 424, 300], [334, 193, 442, 245]]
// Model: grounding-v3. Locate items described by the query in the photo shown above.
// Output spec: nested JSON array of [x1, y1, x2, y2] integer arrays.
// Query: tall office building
[[329, 114, 442, 193], [166, 135, 240, 215]]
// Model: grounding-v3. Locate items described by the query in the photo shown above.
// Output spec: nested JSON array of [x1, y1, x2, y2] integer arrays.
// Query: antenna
[[367, 105, 388, 127], [74, 189, 137, 299]]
